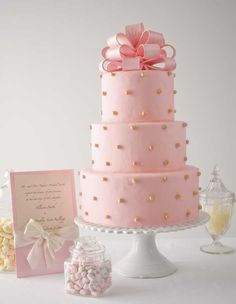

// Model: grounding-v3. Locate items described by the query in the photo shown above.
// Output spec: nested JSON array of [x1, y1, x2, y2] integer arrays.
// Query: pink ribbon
[[100, 23, 176, 72]]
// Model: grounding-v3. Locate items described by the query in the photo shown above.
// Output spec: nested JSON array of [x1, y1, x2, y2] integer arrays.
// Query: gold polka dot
[[95, 143, 99, 148], [162, 176, 168, 182], [93, 196, 97, 201], [111, 72, 116, 76], [141, 111, 146, 117], [197, 171, 201, 176], [148, 145, 154, 151], [168, 109, 173, 113], [164, 213, 169, 220], [186, 139, 189, 144], [184, 174, 190, 180], [162, 124, 168, 130], [163, 160, 169, 166], [118, 198, 126, 204], [112, 111, 118, 116], [85, 211, 89, 216], [186, 210, 191, 217], [82, 175, 86, 179], [182, 122, 188, 128], [184, 156, 187, 162], [175, 143, 181, 149], [105, 214, 111, 219], [103, 126, 108, 130], [106, 161, 111, 166], [132, 161, 140, 167], [156, 88, 162, 94], [175, 193, 181, 200], [124, 90, 131, 95], [133, 216, 141, 223], [167, 71, 172, 76], [116, 144, 123, 149], [130, 124, 137, 130], [131, 178, 138, 184], [102, 91, 107, 96], [79, 192, 82, 196], [173, 90, 177, 94], [193, 191, 198, 196], [198, 204, 202, 210], [148, 195, 155, 202], [102, 176, 108, 182], [140, 72, 145, 78]]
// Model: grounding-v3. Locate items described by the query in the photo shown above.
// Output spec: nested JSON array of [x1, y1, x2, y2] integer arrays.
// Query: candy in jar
[[64, 236, 112, 297]]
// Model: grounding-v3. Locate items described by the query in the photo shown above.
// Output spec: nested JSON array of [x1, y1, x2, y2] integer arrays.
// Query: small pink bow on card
[[15, 219, 78, 269], [100, 22, 176, 72]]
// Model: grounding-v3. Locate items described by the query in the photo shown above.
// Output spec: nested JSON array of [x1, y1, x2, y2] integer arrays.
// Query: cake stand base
[[75, 211, 209, 279], [115, 233, 177, 278]]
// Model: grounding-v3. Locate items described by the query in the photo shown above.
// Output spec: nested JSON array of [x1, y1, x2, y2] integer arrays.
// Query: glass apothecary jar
[[64, 236, 112, 297], [200, 166, 235, 254], [0, 170, 15, 271]]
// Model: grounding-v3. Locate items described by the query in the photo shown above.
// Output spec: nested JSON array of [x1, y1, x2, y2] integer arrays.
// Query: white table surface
[[0, 237, 236, 304]]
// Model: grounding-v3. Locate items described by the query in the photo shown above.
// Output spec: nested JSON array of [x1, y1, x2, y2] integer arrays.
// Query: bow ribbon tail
[[27, 238, 45, 270]]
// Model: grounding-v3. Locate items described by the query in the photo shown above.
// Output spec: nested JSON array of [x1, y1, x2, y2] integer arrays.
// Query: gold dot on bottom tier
[[175, 193, 181, 200], [102, 91, 107, 96], [106, 161, 111, 166], [131, 178, 138, 184], [148, 195, 155, 202], [156, 88, 162, 94], [117, 144, 123, 149], [112, 111, 118, 116], [93, 196, 98, 201], [182, 122, 188, 128], [193, 191, 198, 196], [164, 213, 169, 220], [175, 143, 181, 149], [82, 175, 86, 179], [95, 143, 99, 148], [124, 90, 132, 95], [85, 211, 89, 216], [79, 192, 82, 196], [111, 72, 116, 76], [132, 161, 140, 167], [140, 72, 145, 78], [197, 171, 201, 176], [102, 176, 108, 182], [148, 145, 154, 151], [198, 204, 202, 210], [184, 156, 188, 162], [103, 126, 108, 130], [129, 124, 137, 130], [105, 214, 111, 219], [163, 160, 169, 166], [167, 71, 172, 76], [184, 174, 190, 180], [118, 198, 126, 204], [162, 176, 168, 182], [199, 187, 202, 191], [162, 124, 168, 130], [173, 89, 177, 94], [133, 216, 141, 223], [186, 139, 189, 144], [186, 210, 191, 217], [168, 108, 173, 114]]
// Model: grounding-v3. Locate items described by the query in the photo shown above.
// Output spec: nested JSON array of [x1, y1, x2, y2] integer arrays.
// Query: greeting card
[[10, 170, 78, 278]]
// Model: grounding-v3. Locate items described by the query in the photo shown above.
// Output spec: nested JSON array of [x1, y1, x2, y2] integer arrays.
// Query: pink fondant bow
[[100, 23, 176, 72]]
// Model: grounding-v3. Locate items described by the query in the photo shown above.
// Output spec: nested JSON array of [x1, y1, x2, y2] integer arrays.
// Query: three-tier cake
[[79, 23, 201, 228]]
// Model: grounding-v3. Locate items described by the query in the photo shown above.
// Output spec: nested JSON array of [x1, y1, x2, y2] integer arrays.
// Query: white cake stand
[[75, 211, 209, 279]]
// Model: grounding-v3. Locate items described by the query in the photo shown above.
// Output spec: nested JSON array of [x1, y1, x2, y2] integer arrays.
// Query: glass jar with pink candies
[[64, 236, 112, 297]]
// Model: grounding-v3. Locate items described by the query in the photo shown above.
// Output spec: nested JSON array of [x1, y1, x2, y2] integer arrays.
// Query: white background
[[0, 0, 236, 237]]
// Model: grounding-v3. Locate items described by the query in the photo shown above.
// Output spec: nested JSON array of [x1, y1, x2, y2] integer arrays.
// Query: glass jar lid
[[200, 165, 235, 202], [71, 236, 105, 258]]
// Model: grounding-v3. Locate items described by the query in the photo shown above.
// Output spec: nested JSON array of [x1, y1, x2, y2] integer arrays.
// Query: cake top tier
[[100, 22, 176, 72]]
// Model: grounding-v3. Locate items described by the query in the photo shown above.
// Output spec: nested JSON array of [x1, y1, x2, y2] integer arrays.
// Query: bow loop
[[100, 23, 176, 72], [15, 219, 78, 270]]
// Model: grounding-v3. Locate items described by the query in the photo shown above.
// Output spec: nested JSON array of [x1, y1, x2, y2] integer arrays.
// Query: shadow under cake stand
[[75, 211, 209, 279]]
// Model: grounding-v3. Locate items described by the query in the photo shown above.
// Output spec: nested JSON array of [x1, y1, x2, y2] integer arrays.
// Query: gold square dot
[[111, 72, 116, 76], [102, 176, 108, 182], [141, 111, 146, 117], [85, 211, 89, 216], [112, 111, 118, 116], [106, 161, 111, 166], [197, 171, 201, 176], [164, 213, 169, 220], [140, 72, 145, 78], [198, 204, 202, 210], [148, 145, 154, 151], [93, 196, 97, 201], [105, 214, 111, 219], [117, 144, 123, 149], [163, 160, 169, 166], [156, 88, 162, 94], [199, 187, 202, 191], [168, 109, 173, 113], [175, 193, 181, 200], [186, 211, 191, 217], [167, 71, 172, 76], [162, 124, 167, 130], [193, 191, 198, 196], [132, 161, 140, 167], [182, 122, 188, 128], [103, 126, 108, 130], [102, 91, 107, 96], [133, 216, 140, 223], [175, 143, 181, 148], [186, 139, 189, 144], [184, 174, 189, 180], [162, 176, 168, 182], [148, 195, 155, 202], [184, 156, 187, 162], [118, 198, 125, 203], [79, 192, 82, 196], [131, 178, 138, 184], [130, 124, 137, 130], [95, 143, 99, 148], [173, 90, 177, 94], [82, 175, 86, 179], [124, 90, 131, 95]]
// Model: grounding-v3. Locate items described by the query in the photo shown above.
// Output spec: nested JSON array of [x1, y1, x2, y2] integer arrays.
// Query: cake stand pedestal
[[75, 211, 209, 278]]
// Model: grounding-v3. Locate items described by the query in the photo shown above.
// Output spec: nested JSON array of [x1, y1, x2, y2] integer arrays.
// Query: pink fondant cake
[[79, 23, 201, 228]]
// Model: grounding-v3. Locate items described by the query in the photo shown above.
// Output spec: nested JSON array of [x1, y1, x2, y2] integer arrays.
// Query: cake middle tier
[[91, 121, 188, 172]]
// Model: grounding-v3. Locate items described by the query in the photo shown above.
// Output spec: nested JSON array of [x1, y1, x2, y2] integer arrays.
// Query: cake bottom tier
[[79, 166, 200, 228]]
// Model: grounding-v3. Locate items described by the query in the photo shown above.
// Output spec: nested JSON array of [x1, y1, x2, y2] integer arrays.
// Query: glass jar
[[64, 236, 112, 297], [0, 170, 15, 271]]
